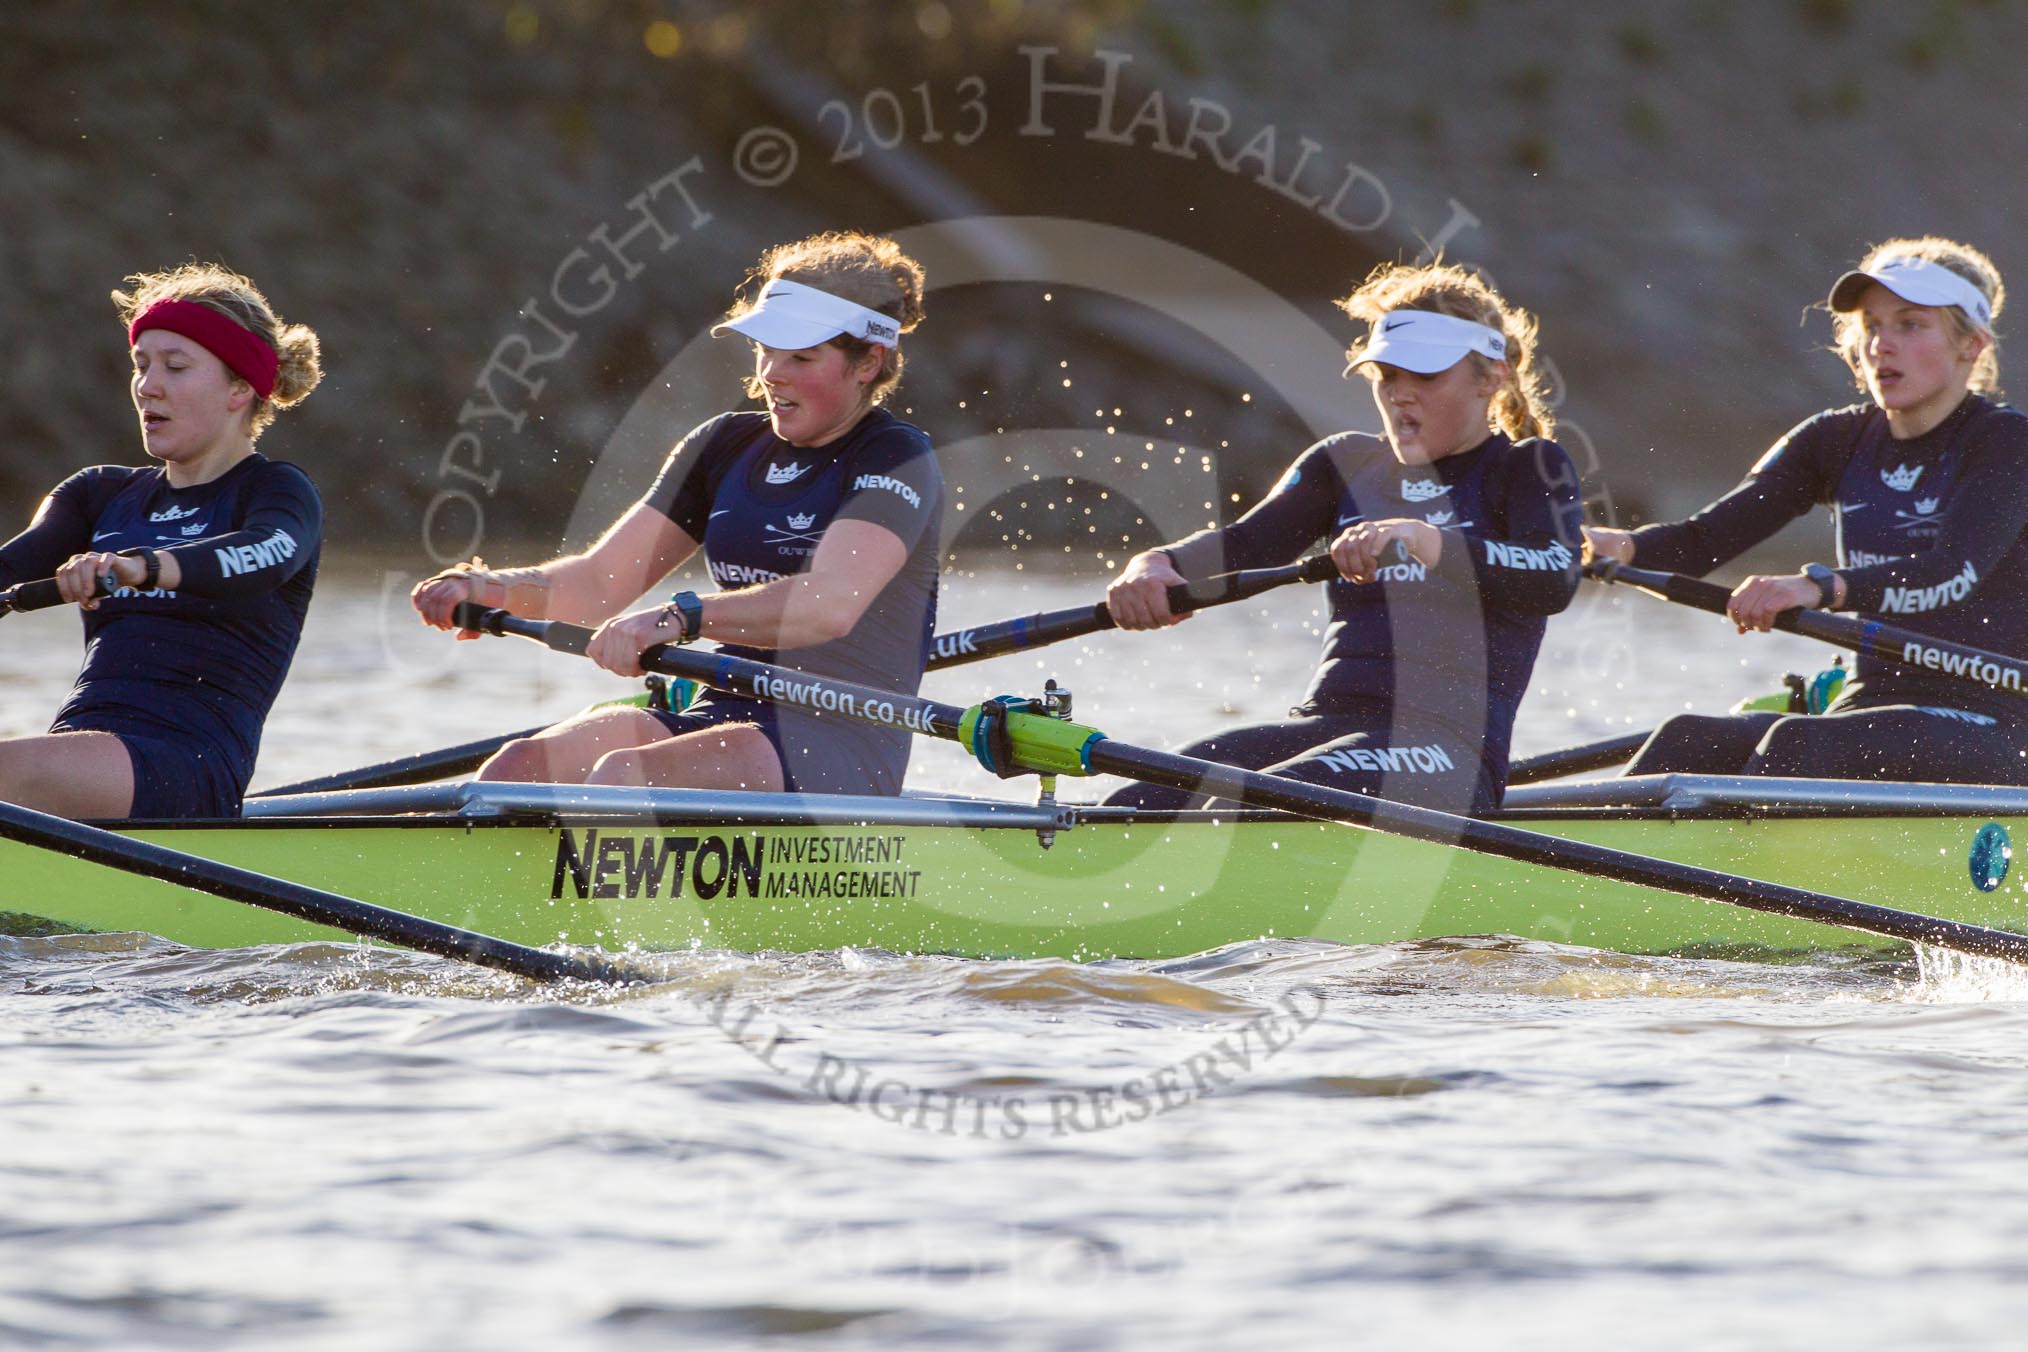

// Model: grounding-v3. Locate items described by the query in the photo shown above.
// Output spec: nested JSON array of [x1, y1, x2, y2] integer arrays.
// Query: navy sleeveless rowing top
[[642, 409, 943, 785]]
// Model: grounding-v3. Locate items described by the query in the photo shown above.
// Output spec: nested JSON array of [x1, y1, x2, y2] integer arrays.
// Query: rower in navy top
[[1587, 237, 2028, 784], [412, 231, 941, 796], [1105, 262, 1582, 813], [0, 263, 325, 819]]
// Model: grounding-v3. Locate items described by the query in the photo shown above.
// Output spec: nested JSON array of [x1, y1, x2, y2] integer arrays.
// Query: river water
[[7, 566, 2028, 1349]]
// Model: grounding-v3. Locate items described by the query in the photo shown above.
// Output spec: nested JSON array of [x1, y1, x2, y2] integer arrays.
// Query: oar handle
[[1589, 558, 1851, 644], [457, 602, 578, 649], [930, 553, 1339, 669], [1588, 559, 2028, 699], [0, 577, 70, 617]]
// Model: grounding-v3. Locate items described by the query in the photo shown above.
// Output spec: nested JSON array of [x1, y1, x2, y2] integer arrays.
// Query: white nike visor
[[1828, 256, 1992, 328], [712, 279, 902, 350], [1351, 310, 1507, 375]]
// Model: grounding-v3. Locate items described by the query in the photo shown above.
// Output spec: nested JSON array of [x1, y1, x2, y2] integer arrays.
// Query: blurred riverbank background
[[8, 0, 2022, 574]]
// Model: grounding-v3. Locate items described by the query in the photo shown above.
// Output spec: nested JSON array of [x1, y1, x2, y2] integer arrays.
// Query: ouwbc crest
[[1400, 478, 1446, 503], [1881, 463, 1924, 492]]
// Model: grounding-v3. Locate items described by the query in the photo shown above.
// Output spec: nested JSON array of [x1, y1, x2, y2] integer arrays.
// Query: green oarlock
[[958, 697, 1107, 778]]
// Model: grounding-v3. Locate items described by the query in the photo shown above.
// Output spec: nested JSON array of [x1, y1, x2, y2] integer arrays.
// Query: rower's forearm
[[486, 553, 656, 627], [701, 576, 861, 648]]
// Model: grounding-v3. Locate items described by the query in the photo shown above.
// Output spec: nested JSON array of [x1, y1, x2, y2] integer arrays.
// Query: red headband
[[129, 299, 279, 400]]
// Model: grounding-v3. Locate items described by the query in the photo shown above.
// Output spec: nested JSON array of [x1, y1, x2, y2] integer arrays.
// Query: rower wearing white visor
[[413, 231, 943, 796], [1586, 236, 2028, 784], [1105, 262, 1582, 814]]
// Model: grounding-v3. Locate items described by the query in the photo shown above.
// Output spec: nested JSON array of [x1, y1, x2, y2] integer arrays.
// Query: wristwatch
[[668, 590, 705, 644], [117, 547, 160, 591], [1803, 562, 1838, 610]]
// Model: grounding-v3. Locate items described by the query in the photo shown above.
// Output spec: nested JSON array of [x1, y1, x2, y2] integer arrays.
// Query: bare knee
[[476, 736, 545, 782], [586, 748, 645, 786], [588, 723, 784, 792]]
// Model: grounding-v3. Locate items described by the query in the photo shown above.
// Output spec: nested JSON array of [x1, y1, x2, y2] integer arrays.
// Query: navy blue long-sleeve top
[[1165, 430, 1583, 781], [0, 456, 322, 796], [1629, 395, 2028, 714]]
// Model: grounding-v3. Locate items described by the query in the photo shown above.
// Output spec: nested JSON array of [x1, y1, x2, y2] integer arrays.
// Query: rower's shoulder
[[238, 454, 321, 498], [704, 409, 773, 452], [54, 463, 157, 508], [1490, 431, 1571, 461], [1790, 401, 1878, 442], [1964, 394, 2028, 432], [857, 407, 935, 453], [848, 409, 941, 477], [673, 410, 772, 463], [1308, 429, 1388, 474], [64, 463, 153, 489]]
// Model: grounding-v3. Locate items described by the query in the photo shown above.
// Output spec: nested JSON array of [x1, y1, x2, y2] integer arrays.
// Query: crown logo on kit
[[1400, 478, 1445, 502], [1914, 497, 1940, 516], [765, 461, 807, 484], [1423, 509, 1454, 525], [786, 512, 816, 531], [1881, 463, 1923, 492]]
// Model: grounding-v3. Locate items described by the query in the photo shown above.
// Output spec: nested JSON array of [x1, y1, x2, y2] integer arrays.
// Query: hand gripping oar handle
[[0, 798, 641, 985], [929, 554, 1339, 670], [0, 577, 70, 618], [1587, 559, 2028, 701], [453, 601, 2028, 964]]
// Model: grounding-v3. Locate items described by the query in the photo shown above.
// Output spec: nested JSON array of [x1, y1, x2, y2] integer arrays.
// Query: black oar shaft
[[254, 726, 548, 797], [1505, 731, 1650, 786], [0, 800, 637, 985], [929, 555, 1336, 669], [455, 603, 2028, 964], [1593, 561, 2028, 700]]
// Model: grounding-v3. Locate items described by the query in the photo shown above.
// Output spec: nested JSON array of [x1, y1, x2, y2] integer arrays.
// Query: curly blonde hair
[[113, 263, 323, 438], [725, 232, 927, 407], [1832, 236, 2004, 398], [1338, 261, 1553, 441]]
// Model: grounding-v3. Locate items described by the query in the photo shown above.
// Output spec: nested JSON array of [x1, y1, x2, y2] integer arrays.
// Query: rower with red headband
[[0, 263, 325, 819], [1585, 236, 2028, 783], [412, 231, 942, 797]]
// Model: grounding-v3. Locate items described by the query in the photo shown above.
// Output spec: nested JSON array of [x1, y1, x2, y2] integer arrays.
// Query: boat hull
[[9, 780, 2028, 959]]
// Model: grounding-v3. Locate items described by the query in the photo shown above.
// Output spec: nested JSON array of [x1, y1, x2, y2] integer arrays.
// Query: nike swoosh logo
[[1336, 515, 1364, 527], [709, 509, 732, 520], [1382, 317, 1408, 332], [1839, 502, 1869, 514], [92, 532, 119, 542]]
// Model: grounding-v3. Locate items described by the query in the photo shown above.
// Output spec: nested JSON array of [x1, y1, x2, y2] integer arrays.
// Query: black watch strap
[[1803, 563, 1836, 610], [669, 590, 704, 645], [118, 548, 161, 591]]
